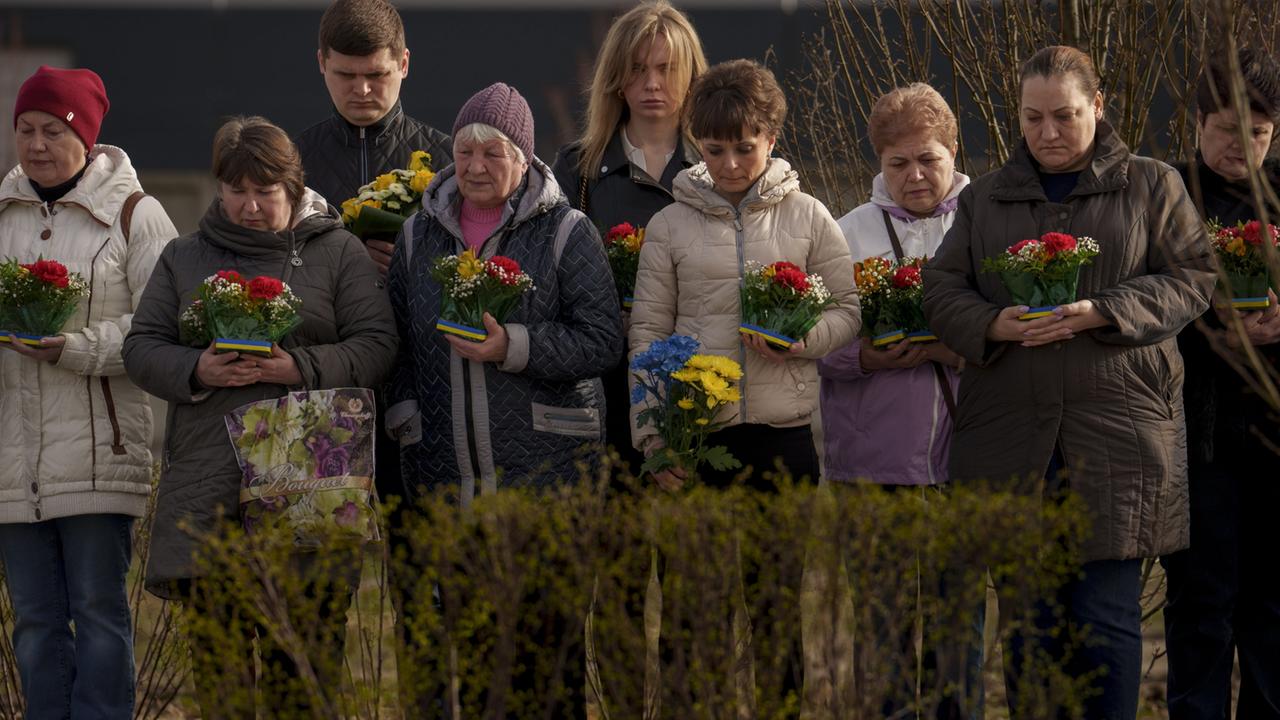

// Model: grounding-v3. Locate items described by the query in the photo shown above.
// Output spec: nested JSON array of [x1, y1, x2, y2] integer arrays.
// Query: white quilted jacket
[[0, 145, 176, 522]]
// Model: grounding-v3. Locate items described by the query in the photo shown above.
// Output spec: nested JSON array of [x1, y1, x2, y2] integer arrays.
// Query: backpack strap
[[401, 213, 418, 265], [120, 191, 147, 243], [553, 208, 585, 268]]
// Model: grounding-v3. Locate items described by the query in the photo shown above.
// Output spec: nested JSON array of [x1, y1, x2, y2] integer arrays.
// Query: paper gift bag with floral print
[[225, 387, 379, 547]]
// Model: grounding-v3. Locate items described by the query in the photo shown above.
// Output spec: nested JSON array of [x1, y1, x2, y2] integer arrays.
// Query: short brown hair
[[1020, 45, 1101, 97], [686, 59, 787, 141], [867, 83, 958, 157], [212, 116, 305, 207], [319, 0, 406, 58], [1197, 45, 1280, 124]]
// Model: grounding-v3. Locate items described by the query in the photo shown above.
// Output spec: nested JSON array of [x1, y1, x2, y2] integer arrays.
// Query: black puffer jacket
[[386, 159, 623, 504], [1175, 157, 1280, 470], [295, 102, 453, 210]]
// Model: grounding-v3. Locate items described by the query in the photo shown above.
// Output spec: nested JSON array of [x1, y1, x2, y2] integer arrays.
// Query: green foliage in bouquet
[[981, 233, 1099, 315], [431, 249, 534, 341], [179, 270, 302, 353], [341, 150, 435, 239], [0, 257, 88, 338], [739, 260, 835, 348]]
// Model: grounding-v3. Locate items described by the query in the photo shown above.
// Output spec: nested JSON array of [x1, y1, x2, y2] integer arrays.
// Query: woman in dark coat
[[1162, 46, 1280, 719], [123, 116, 397, 718], [924, 46, 1214, 720]]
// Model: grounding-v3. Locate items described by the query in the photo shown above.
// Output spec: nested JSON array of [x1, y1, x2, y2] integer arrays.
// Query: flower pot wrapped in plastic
[[431, 249, 534, 341], [854, 255, 909, 347], [0, 258, 88, 346], [179, 270, 302, 356], [1209, 219, 1278, 310], [226, 387, 379, 547], [739, 260, 834, 349], [981, 233, 1100, 320]]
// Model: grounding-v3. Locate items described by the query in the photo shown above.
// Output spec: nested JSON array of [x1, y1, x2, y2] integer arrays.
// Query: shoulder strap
[[880, 209, 905, 261], [401, 213, 418, 265], [931, 361, 957, 419], [121, 191, 147, 243], [553, 208, 585, 268], [577, 175, 590, 214]]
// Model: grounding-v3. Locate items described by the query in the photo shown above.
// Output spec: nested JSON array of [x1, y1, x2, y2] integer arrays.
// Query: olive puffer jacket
[[0, 145, 176, 523], [124, 191, 397, 596], [923, 121, 1215, 561], [629, 158, 861, 450]]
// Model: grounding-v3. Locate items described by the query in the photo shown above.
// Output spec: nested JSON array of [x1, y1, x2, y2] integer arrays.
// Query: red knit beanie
[[13, 66, 110, 149], [452, 83, 535, 161]]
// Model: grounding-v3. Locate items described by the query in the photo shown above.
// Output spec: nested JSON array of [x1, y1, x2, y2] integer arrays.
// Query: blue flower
[[631, 334, 699, 375], [631, 383, 648, 405]]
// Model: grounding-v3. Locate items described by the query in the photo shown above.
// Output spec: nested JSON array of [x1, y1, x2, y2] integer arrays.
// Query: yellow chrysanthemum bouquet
[[631, 334, 743, 478], [340, 150, 435, 240]]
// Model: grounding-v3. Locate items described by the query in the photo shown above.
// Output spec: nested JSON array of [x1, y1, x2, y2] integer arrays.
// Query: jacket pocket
[[531, 402, 601, 439]]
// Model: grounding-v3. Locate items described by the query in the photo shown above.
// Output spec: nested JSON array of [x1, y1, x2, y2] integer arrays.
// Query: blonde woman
[[552, 0, 707, 474]]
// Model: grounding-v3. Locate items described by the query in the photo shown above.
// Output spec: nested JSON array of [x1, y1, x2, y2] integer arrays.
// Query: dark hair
[[1197, 46, 1280, 124], [319, 0, 406, 58], [1020, 45, 1101, 97], [685, 59, 787, 141], [212, 116, 305, 207]]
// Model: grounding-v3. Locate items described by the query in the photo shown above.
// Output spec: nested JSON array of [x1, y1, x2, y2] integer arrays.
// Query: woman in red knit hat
[[0, 65, 177, 718]]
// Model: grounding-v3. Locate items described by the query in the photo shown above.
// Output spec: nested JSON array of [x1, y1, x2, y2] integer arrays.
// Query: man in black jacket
[[297, 0, 452, 276]]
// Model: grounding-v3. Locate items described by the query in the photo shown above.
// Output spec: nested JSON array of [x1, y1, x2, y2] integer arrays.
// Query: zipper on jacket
[[460, 362, 484, 481], [733, 209, 749, 422], [359, 127, 368, 186]]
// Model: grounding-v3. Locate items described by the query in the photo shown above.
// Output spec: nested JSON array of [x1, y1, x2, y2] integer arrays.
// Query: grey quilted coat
[[923, 122, 1215, 561], [123, 191, 397, 596], [386, 158, 623, 504]]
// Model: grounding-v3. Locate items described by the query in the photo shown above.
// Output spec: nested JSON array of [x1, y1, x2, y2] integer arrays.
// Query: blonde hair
[[574, 1, 708, 180], [866, 83, 958, 157]]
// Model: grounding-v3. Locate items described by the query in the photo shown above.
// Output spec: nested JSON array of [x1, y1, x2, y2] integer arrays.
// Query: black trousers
[[1161, 459, 1280, 720]]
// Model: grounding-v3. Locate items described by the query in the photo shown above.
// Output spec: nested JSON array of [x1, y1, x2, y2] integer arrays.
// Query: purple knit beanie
[[452, 82, 535, 161]]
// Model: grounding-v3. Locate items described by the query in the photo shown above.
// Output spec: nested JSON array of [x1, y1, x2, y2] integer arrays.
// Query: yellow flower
[[372, 173, 398, 191], [623, 230, 644, 253], [677, 398, 695, 410], [456, 249, 484, 279], [695, 418, 710, 426], [763, 265, 777, 279], [671, 367, 700, 383], [409, 150, 432, 173], [697, 371, 729, 394], [687, 354, 743, 380], [410, 169, 435, 194], [360, 199, 382, 211], [341, 197, 362, 222]]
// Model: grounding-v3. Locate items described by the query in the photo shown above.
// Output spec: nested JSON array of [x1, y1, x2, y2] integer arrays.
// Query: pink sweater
[[459, 200, 503, 252]]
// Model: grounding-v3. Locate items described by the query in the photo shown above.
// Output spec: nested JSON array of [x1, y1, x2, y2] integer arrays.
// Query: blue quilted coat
[[386, 158, 623, 503]]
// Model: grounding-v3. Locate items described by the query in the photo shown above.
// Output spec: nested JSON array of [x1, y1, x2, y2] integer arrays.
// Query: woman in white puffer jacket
[[0, 65, 175, 719]]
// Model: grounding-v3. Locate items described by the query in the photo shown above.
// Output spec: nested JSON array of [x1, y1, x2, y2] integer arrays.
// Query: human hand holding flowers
[[195, 342, 260, 388], [446, 312, 509, 362], [1018, 299, 1109, 347], [249, 344, 302, 386], [742, 332, 805, 364], [1, 333, 64, 363], [366, 239, 396, 277], [860, 336, 929, 371]]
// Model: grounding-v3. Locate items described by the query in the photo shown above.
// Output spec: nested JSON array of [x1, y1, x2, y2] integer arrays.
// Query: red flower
[[1040, 232, 1077, 255], [604, 222, 636, 246], [892, 264, 922, 289], [247, 276, 285, 300], [1008, 239, 1038, 256], [21, 259, 70, 288], [773, 267, 811, 293], [771, 261, 803, 274], [486, 255, 524, 285], [1242, 221, 1265, 246], [215, 270, 247, 286]]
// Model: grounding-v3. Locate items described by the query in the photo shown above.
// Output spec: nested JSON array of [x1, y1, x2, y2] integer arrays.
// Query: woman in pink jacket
[[816, 83, 978, 718]]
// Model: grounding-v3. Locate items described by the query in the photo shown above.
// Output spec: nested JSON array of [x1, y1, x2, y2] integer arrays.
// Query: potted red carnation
[[0, 257, 88, 345], [179, 270, 303, 355]]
